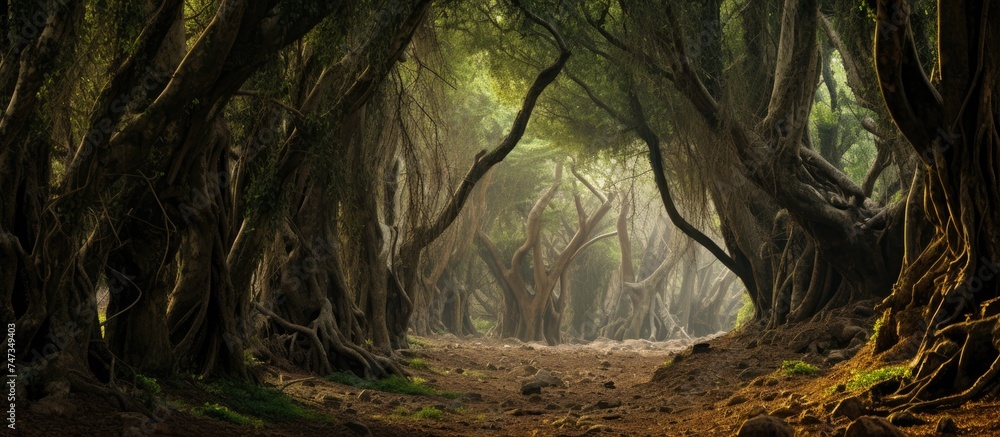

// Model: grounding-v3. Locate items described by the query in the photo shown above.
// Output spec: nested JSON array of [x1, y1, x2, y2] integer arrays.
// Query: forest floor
[[17, 312, 1000, 436]]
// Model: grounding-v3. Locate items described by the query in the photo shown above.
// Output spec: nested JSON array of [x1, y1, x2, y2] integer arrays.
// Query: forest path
[[286, 335, 708, 436]]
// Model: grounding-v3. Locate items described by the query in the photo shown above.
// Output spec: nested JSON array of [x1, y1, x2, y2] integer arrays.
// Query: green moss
[[472, 318, 494, 334], [206, 380, 328, 423], [407, 336, 430, 348], [403, 358, 429, 370], [197, 403, 263, 427], [845, 366, 911, 391], [136, 375, 161, 406], [734, 293, 755, 329], [870, 311, 888, 344], [412, 407, 444, 420], [780, 360, 820, 376]]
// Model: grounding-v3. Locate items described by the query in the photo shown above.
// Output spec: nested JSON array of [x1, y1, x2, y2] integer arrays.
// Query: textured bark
[[873, 0, 1000, 411]]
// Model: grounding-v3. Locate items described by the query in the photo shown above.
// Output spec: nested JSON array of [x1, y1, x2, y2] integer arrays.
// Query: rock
[[520, 383, 542, 395], [602, 381, 616, 389], [505, 408, 543, 416], [936, 416, 959, 434], [344, 421, 373, 436], [463, 392, 483, 401], [545, 403, 561, 410], [520, 365, 538, 376], [527, 394, 543, 403], [602, 414, 623, 420], [800, 414, 822, 425], [844, 417, 905, 437], [736, 415, 794, 437], [692, 343, 711, 353], [769, 406, 798, 418], [658, 406, 672, 413], [599, 361, 611, 369], [746, 405, 767, 418], [840, 325, 867, 342], [739, 368, 770, 381], [832, 396, 866, 420], [357, 390, 372, 402], [764, 377, 779, 387], [727, 395, 748, 406], [486, 363, 498, 370], [455, 368, 465, 374], [887, 410, 926, 427], [826, 349, 848, 365], [29, 398, 78, 417], [592, 399, 621, 410], [760, 392, 777, 401]]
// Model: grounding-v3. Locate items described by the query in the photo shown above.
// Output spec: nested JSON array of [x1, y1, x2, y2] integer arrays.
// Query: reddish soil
[[15, 324, 1000, 436]]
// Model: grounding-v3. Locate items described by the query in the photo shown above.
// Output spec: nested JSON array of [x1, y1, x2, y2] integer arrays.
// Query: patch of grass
[[412, 407, 444, 420], [472, 318, 494, 334], [870, 311, 888, 344], [439, 390, 462, 399], [197, 403, 263, 427], [734, 293, 754, 329], [243, 350, 263, 367], [845, 365, 911, 391], [390, 406, 444, 420], [136, 375, 161, 406], [403, 358, 429, 370], [407, 336, 430, 348], [327, 372, 448, 397], [206, 380, 327, 423], [780, 360, 820, 376]]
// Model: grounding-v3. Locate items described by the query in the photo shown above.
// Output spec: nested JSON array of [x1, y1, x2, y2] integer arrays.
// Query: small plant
[[403, 358, 429, 370], [243, 350, 263, 367], [391, 407, 411, 417], [407, 336, 430, 347], [734, 293, 754, 329], [845, 365, 911, 391], [780, 360, 819, 376], [197, 403, 263, 427], [412, 407, 444, 420], [870, 311, 888, 344], [136, 375, 161, 405]]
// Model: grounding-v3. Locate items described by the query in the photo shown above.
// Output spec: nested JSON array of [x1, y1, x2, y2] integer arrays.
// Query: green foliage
[[243, 350, 263, 367], [407, 336, 430, 348], [780, 360, 820, 376], [870, 311, 887, 344], [136, 375, 161, 406], [472, 318, 494, 334], [734, 293, 755, 329], [403, 358, 430, 371], [206, 380, 326, 423], [412, 407, 444, 420], [326, 373, 447, 397], [845, 366, 911, 392], [197, 403, 263, 427]]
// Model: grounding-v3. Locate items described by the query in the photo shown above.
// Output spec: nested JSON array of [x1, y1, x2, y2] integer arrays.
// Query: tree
[[873, 0, 1000, 410]]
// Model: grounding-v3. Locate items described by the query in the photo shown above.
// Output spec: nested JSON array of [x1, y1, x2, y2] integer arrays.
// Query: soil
[[15, 319, 1000, 436]]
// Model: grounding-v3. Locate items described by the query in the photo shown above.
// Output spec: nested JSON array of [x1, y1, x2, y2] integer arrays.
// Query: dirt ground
[[16, 324, 1000, 436]]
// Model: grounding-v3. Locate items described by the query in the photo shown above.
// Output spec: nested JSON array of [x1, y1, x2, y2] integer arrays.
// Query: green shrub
[[845, 366, 911, 391], [472, 318, 494, 334], [197, 403, 263, 427], [734, 293, 754, 329], [780, 360, 819, 376], [403, 358, 429, 370], [206, 380, 326, 423], [870, 312, 887, 344], [412, 407, 443, 420]]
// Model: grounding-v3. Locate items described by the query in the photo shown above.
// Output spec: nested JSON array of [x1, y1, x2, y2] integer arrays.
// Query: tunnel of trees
[[1, 0, 997, 423]]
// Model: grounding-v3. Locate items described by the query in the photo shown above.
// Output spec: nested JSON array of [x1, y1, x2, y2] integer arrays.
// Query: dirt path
[[281, 335, 708, 436], [19, 329, 1000, 436]]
